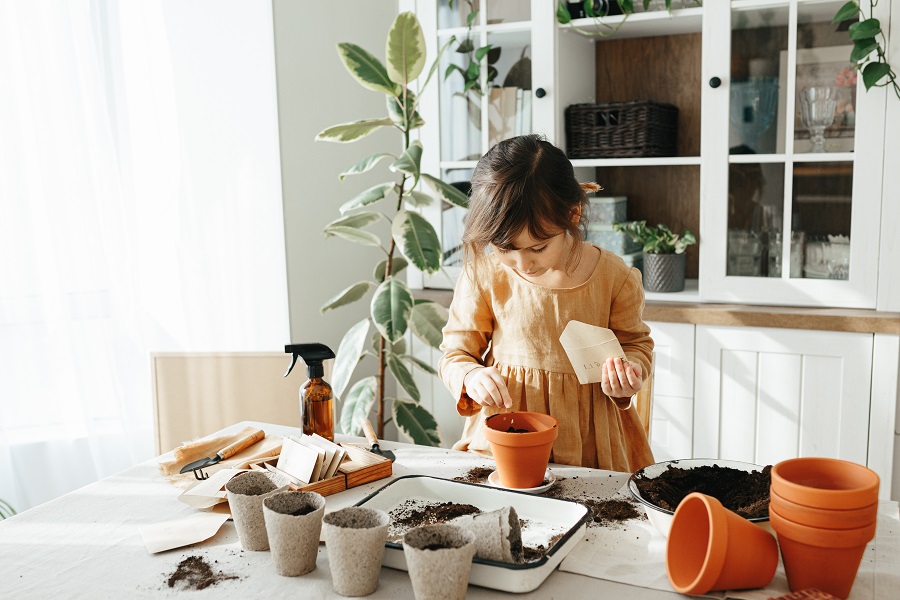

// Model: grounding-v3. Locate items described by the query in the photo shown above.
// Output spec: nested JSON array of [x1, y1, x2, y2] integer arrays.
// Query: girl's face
[[491, 228, 570, 280]]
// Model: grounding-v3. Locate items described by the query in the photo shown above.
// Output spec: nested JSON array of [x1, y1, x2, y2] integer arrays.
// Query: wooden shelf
[[794, 163, 854, 177], [561, 7, 703, 40], [570, 156, 701, 168]]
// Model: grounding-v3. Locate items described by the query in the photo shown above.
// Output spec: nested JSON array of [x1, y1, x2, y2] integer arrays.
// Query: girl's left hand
[[601, 357, 642, 401]]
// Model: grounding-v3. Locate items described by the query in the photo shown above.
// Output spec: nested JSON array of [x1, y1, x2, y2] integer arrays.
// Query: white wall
[[273, 1, 398, 349]]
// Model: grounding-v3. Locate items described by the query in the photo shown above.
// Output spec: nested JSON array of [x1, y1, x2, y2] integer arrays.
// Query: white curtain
[[0, 0, 289, 512]]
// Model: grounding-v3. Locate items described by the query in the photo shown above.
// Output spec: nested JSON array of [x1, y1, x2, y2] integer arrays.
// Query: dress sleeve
[[439, 266, 494, 417], [610, 266, 654, 391]]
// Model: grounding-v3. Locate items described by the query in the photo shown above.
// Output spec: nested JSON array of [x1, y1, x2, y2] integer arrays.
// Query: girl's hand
[[601, 357, 642, 401], [463, 366, 513, 409]]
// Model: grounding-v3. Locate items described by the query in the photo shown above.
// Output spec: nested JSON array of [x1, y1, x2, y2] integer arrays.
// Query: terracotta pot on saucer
[[769, 488, 877, 530], [483, 412, 558, 489], [666, 492, 778, 596], [771, 457, 879, 510], [768, 505, 876, 599]]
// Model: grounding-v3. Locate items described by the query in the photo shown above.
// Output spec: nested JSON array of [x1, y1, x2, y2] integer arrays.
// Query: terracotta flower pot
[[768, 506, 876, 599], [483, 412, 558, 489], [771, 457, 879, 510], [666, 492, 778, 596], [769, 488, 877, 530]]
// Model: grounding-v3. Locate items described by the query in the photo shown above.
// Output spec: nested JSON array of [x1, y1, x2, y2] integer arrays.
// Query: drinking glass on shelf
[[798, 86, 837, 153]]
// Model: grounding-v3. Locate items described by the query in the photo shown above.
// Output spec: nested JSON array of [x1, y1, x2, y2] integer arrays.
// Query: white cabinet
[[646, 321, 695, 461], [411, 0, 894, 310], [694, 325, 873, 467]]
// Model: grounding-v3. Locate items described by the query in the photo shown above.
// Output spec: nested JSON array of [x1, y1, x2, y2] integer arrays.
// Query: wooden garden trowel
[[362, 419, 396, 462]]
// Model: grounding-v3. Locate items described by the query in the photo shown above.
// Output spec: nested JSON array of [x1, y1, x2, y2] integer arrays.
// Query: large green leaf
[[850, 39, 879, 63], [321, 281, 374, 313], [388, 353, 420, 402], [323, 226, 382, 247], [409, 301, 449, 349], [316, 119, 395, 143], [832, 1, 861, 24], [332, 318, 370, 399], [337, 43, 400, 95], [862, 61, 891, 89], [339, 153, 394, 180], [386, 12, 426, 85], [392, 210, 442, 274], [370, 276, 414, 343], [339, 182, 394, 214], [325, 211, 382, 230], [400, 354, 438, 376], [390, 140, 423, 184], [849, 18, 880, 41], [405, 190, 434, 208], [393, 399, 441, 446], [340, 376, 377, 435], [374, 256, 408, 282], [422, 173, 469, 208]]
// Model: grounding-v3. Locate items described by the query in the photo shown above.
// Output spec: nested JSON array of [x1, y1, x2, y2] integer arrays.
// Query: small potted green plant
[[613, 221, 696, 292]]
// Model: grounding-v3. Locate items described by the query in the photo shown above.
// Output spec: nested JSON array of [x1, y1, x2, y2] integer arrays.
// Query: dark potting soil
[[421, 543, 452, 551], [166, 556, 238, 590], [633, 464, 772, 519], [452, 466, 495, 484], [541, 481, 645, 528], [289, 505, 316, 516], [522, 533, 564, 562], [505, 427, 532, 433], [389, 500, 482, 531]]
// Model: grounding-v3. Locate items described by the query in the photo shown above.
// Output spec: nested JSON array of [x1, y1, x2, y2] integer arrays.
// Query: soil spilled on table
[[166, 556, 238, 590], [633, 463, 771, 519], [541, 480, 645, 528], [452, 466, 495, 484]]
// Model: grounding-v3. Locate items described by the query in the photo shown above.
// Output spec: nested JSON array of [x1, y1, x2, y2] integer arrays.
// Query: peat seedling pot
[[666, 492, 778, 595], [484, 412, 558, 489], [403, 523, 477, 600]]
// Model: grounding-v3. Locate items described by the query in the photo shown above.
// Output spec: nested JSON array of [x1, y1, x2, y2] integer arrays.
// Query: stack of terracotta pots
[[769, 457, 880, 600]]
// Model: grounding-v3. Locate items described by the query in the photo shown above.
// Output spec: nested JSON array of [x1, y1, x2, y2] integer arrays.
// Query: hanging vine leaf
[[832, 1, 861, 23], [392, 210, 442, 274], [321, 281, 374, 313], [393, 399, 441, 446], [316, 119, 395, 143], [323, 226, 382, 248], [340, 376, 377, 435], [862, 62, 891, 89], [374, 256, 408, 282], [848, 18, 880, 42], [332, 319, 370, 399], [388, 354, 420, 402], [339, 182, 394, 214], [422, 174, 469, 208], [370, 276, 414, 343], [409, 301, 449, 349], [339, 153, 394, 180], [337, 43, 400, 95], [386, 12, 426, 85]]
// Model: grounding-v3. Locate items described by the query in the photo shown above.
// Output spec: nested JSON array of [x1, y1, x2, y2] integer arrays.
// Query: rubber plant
[[315, 12, 467, 445], [0, 498, 15, 520]]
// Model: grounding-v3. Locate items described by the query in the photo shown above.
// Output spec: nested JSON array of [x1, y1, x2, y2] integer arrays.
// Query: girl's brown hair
[[462, 134, 600, 272]]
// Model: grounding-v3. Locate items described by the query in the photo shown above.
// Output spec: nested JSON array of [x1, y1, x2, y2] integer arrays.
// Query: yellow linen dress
[[439, 249, 655, 473]]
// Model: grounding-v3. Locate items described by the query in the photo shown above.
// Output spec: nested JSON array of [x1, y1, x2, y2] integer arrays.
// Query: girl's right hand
[[463, 366, 513, 409]]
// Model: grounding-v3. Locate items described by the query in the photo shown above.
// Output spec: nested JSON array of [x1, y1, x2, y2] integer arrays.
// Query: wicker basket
[[565, 100, 678, 158]]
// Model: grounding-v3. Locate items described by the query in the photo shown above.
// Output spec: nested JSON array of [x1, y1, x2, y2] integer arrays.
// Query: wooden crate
[[248, 442, 392, 497]]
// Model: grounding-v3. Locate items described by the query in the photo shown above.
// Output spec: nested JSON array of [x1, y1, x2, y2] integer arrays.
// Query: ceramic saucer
[[486, 469, 556, 494]]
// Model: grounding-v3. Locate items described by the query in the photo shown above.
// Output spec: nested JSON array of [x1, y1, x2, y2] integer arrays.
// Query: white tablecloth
[[1, 421, 896, 599]]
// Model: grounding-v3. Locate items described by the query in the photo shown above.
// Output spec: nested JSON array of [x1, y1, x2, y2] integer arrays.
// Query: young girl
[[439, 134, 654, 473]]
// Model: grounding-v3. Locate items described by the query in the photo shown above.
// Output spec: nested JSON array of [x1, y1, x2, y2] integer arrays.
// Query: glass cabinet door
[[702, 0, 885, 308]]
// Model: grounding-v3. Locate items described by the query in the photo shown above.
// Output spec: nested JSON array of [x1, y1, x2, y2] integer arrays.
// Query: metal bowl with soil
[[628, 458, 772, 537]]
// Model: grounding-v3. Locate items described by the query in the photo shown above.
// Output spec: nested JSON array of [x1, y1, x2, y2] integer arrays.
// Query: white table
[[0, 421, 894, 599]]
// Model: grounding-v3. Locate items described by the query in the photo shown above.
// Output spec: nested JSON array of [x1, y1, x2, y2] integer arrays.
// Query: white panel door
[[647, 322, 695, 462], [695, 325, 873, 466]]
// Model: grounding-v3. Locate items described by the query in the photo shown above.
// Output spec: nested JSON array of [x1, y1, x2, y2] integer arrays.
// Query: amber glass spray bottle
[[284, 343, 336, 441]]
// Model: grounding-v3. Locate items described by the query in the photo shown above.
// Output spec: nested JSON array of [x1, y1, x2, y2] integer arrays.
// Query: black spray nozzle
[[284, 343, 335, 378]]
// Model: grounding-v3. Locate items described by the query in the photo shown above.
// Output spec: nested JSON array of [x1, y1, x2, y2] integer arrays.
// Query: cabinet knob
[[709, 77, 722, 89], [535, 87, 547, 98]]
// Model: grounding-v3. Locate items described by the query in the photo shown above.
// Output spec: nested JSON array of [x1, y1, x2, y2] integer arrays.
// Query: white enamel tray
[[354, 475, 590, 593]]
